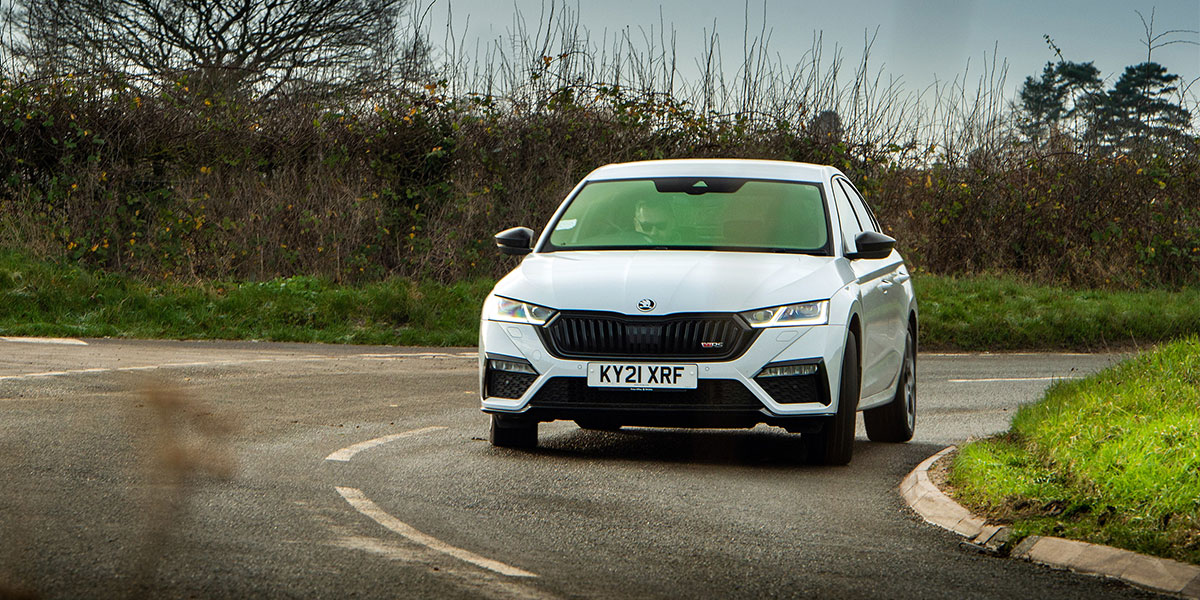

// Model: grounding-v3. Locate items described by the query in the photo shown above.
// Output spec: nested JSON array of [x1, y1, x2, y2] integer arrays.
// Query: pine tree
[[1017, 61, 1102, 145], [1089, 62, 1192, 151]]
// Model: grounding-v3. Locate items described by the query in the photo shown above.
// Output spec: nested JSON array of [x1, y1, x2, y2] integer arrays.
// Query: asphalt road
[[0, 338, 1162, 599]]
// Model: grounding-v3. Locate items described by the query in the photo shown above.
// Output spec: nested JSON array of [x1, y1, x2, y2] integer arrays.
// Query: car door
[[833, 177, 906, 400]]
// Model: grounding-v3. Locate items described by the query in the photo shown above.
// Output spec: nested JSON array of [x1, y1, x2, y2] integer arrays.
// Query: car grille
[[528, 377, 762, 409], [540, 312, 757, 361]]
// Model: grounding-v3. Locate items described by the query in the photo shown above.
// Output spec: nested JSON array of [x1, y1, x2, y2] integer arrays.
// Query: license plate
[[586, 363, 698, 390]]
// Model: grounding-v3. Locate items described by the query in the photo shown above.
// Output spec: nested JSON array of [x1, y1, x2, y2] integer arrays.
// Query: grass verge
[[3, 251, 1200, 350], [948, 337, 1200, 565], [0, 250, 492, 346], [916, 273, 1200, 351]]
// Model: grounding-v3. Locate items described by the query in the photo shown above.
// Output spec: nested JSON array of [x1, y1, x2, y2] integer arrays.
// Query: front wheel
[[804, 331, 858, 466], [864, 326, 916, 443], [489, 414, 537, 448]]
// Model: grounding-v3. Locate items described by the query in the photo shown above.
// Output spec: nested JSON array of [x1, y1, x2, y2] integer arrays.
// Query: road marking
[[325, 426, 448, 462], [335, 486, 537, 578], [948, 376, 1083, 383], [0, 337, 88, 346], [0, 356, 330, 382], [356, 352, 477, 360]]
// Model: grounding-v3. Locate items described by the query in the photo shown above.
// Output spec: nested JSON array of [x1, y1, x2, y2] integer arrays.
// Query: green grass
[[3, 252, 1200, 351], [949, 337, 1200, 565], [0, 250, 493, 346], [916, 273, 1200, 351]]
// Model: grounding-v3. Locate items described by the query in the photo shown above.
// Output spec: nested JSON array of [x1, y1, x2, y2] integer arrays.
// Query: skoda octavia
[[479, 159, 916, 464]]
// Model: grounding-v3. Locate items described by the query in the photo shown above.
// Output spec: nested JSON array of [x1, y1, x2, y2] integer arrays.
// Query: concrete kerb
[[902, 445, 1200, 599]]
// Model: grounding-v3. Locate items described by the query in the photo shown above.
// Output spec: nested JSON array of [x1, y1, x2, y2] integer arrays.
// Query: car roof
[[583, 158, 837, 183]]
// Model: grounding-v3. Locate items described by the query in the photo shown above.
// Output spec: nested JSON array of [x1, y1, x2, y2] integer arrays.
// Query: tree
[[1017, 60, 1102, 145], [1088, 62, 1192, 150], [8, 0, 431, 98], [809, 110, 843, 144]]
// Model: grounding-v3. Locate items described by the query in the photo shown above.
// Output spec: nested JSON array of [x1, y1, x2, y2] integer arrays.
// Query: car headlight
[[485, 296, 558, 326], [740, 300, 828, 327]]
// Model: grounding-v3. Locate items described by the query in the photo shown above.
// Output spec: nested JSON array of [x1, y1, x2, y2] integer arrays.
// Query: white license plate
[[586, 363, 698, 390]]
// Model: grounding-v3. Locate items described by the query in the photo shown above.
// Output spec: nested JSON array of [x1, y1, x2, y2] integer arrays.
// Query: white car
[[478, 159, 916, 465]]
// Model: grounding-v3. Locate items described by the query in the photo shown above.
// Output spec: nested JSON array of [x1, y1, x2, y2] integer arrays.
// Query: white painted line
[[0, 355, 341, 383], [325, 426, 447, 462], [356, 352, 474, 360], [0, 371, 72, 380], [1, 351, 471, 384], [335, 486, 537, 578], [948, 376, 1084, 383], [0, 337, 88, 346]]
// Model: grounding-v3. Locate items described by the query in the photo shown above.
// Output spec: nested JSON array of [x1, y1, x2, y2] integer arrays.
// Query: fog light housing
[[754, 360, 828, 405], [485, 355, 539, 400]]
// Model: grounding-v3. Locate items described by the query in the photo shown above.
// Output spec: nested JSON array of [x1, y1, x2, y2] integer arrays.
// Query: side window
[[838, 179, 880, 233], [831, 178, 864, 253]]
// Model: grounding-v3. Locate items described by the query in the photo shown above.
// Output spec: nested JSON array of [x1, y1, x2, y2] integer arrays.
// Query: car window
[[838, 179, 881, 233], [831, 178, 864, 253], [545, 178, 831, 254]]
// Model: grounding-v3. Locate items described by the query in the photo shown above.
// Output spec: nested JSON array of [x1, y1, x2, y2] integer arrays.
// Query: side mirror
[[495, 227, 535, 255], [847, 231, 895, 260]]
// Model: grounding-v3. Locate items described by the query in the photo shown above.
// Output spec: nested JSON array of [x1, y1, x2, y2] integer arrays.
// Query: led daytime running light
[[488, 358, 537, 375], [758, 364, 818, 378], [489, 296, 557, 325], [741, 300, 828, 328]]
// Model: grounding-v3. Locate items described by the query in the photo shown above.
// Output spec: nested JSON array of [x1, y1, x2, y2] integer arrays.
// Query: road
[[0, 338, 1160, 599]]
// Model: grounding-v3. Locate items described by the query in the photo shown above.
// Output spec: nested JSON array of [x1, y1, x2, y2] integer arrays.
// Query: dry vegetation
[[0, 4, 1197, 287]]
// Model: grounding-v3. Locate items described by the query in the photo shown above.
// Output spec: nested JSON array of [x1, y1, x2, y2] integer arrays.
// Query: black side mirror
[[847, 231, 895, 260], [495, 227, 535, 255]]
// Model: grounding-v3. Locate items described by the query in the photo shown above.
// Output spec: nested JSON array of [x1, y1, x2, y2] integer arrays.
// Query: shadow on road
[[506, 425, 948, 472]]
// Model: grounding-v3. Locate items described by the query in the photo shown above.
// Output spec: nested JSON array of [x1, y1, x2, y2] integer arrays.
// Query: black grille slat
[[540, 312, 757, 361]]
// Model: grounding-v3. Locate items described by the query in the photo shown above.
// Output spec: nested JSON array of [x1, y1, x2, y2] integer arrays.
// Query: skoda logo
[[636, 298, 656, 312]]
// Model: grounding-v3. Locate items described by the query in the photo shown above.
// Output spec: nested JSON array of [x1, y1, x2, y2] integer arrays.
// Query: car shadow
[[515, 425, 949, 471]]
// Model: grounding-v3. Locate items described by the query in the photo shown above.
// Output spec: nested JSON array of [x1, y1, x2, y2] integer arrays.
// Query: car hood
[[492, 251, 851, 315]]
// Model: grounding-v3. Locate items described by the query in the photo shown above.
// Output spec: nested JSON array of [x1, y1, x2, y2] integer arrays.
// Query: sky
[[421, 0, 1200, 110]]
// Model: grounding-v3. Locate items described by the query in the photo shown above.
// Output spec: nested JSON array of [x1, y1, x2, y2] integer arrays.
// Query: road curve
[[0, 339, 1159, 599]]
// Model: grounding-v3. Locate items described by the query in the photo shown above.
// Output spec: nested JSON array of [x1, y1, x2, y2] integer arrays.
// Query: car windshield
[[544, 178, 830, 254]]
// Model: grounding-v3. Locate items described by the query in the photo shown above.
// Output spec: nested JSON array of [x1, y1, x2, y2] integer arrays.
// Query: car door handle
[[892, 272, 911, 284]]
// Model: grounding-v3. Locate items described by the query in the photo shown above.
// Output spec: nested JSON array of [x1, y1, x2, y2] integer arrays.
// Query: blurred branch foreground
[[132, 380, 237, 590], [0, 0, 1197, 287]]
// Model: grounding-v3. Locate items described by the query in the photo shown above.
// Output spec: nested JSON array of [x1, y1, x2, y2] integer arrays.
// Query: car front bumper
[[479, 318, 849, 429]]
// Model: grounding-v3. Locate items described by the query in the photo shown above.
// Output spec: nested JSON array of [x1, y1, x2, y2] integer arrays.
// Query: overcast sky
[[423, 0, 1200, 106]]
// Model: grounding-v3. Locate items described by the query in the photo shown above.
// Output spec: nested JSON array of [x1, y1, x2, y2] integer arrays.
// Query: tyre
[[575, 419, 622, 432], [489, 414, 537, 448], [864, 326, 916, 443], [805, 331, 858, 466]]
